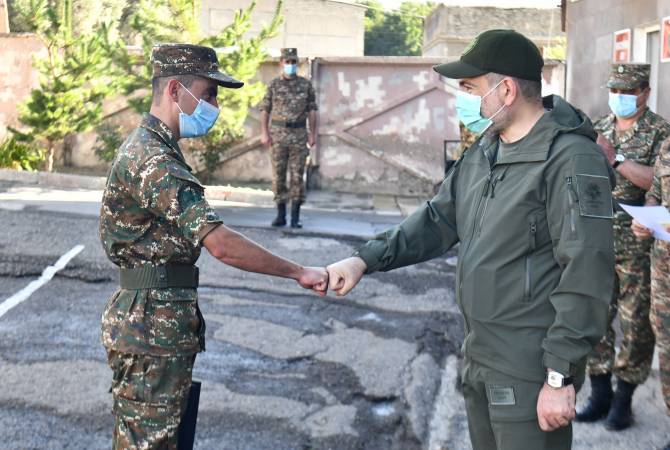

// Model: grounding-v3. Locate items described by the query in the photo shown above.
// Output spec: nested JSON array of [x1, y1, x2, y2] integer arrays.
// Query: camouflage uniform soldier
[[577, 63, 670, 430], [99, 44, 328, 450], [260, 47, 318, 229], [457, 121, 479, 157], [633, 137, 670, 450]]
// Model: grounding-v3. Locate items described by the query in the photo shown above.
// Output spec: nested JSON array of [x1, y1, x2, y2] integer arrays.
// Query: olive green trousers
[[461, 358, 573, 450]]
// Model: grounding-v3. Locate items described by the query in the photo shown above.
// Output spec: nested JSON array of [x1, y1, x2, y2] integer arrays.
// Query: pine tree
[[105, 0, 283, 181], [10, 0, 123, 171]]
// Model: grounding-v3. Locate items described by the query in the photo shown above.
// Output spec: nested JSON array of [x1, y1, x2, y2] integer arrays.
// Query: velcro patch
[[576, 173, 614, 219], [488, 385, 516, 406]]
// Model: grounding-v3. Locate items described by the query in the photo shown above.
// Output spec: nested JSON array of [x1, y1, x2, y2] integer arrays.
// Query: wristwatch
[[612, 153, 626, 169], [546, 370, 573, 389]]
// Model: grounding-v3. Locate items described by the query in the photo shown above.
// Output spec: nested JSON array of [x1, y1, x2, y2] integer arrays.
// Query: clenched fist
[[297, 267, 329, 296], [326, 257, 367, 296]]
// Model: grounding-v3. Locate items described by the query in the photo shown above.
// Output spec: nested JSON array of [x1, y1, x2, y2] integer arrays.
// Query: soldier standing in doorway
[[260, 47, 318, 229], [577, 63, 670, 430]]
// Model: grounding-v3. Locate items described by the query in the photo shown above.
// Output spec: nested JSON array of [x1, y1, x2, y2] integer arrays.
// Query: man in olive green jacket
[[327, 30, 615, 450]]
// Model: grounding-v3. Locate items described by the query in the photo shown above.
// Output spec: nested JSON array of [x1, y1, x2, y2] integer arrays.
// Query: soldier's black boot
[[290, 202, 302, 228], [575, 373, 613, 422], [271, 203, 287, 227], [605, 378, 636, 431]]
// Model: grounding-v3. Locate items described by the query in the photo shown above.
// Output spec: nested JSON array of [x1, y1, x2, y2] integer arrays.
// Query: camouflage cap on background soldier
[[151, 43, 244, 89], [281, 47, 298, 60], [606, 63, 651, 90]]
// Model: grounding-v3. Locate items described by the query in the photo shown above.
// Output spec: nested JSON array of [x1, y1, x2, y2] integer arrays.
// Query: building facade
[[423, 5, 564, 59], [201, 0, 365, 57], [566, 0, 670, 119]]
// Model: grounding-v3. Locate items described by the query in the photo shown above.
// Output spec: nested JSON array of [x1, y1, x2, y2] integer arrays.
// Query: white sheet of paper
[[619, 204, 670, 242]]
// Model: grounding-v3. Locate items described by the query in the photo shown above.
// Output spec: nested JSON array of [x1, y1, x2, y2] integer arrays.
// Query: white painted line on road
[[0, 244, 85, 319]]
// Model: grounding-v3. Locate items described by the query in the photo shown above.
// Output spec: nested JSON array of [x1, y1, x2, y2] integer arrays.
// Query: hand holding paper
[[620, 204, 670, 242]]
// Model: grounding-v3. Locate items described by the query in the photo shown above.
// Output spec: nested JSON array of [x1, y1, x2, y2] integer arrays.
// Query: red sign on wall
[[662, 17, 670, 63], [613, 29, 631, 63]]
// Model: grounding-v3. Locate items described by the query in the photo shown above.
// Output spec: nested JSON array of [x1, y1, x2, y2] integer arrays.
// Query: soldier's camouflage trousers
[[270, 128, 309, 204], [107, 349, 196, 450], [586, 216, 655, 385], [651, 240, 670, 414]]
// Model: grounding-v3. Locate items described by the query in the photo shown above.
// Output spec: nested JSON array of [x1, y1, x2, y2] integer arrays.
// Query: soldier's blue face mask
[[456, 78, 506, 134], [608, 92, 638, 118], [283, 64, 297, 76], [176, 82, 220, 138]]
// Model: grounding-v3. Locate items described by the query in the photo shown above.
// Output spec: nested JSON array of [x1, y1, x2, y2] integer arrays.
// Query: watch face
[[615, 154, 626, 162], [547, 371, 564, 388]]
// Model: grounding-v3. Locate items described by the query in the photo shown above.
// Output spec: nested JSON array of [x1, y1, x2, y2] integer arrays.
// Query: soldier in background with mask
[[99, 44, 328, 449], [577, 64, 670, 431], [260, 47, 318, 229]]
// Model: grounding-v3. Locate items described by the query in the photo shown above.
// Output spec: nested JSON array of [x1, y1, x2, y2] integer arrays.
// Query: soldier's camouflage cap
[[606, 63, 650, 90], [281, 48, 298, 60], [151, 43, 244, 89]]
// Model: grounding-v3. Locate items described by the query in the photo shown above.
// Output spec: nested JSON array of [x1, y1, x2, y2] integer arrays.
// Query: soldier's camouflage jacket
[[595, 107, 670, 207], [260, 76, 317, 144], [99, 114, 221, 356]]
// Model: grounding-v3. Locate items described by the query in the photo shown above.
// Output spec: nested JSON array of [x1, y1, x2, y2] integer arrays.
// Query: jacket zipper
[[524, 218, 537, 302], [566, 177, 577, 235]]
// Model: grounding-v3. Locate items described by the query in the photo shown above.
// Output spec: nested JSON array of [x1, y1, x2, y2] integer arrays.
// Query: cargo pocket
[[146, 289, 201, 353]]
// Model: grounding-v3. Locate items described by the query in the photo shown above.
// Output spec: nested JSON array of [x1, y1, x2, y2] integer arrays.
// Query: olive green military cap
[[151, 43, 243, 89], [606, 63, 650, 90], [433, 29, 544, 82], [281, 48, 298, 59]]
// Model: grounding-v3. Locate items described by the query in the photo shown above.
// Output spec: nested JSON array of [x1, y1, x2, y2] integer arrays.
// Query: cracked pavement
[[1, 180, 670, 449]]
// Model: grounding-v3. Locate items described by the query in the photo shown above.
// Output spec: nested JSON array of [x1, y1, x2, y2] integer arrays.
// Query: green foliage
[[0, 137, 45, 171], [360, 1, 435, 56], [10, 0, 123, 171], [106, 0, 283, 181], [544, 37, 567, 61], [94, 122, 125, 162]]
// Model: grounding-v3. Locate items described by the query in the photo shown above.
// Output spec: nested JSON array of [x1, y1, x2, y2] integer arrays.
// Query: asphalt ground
[[1, 181, 669, 449]]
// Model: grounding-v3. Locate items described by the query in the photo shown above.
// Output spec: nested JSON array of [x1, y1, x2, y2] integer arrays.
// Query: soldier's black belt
[[119, 264, 199, 289], [271, 119, 306, 129]]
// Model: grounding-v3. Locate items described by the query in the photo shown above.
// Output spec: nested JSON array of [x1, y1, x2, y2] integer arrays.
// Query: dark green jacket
[[357, 96, 615, 382]]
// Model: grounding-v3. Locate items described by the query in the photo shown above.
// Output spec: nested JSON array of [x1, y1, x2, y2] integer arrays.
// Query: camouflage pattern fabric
[[99, 113, 221, 446], [606, 63, 651, 90], [260, 75, 317, 204], [457, 122, 479, 158], [281, 47, 298, 59], [586, 108, 670, 384], [108, 350, 195, 450], [647, 138, 670, 413], [151, 43, 243, 88], [271, 142, 309, 204]]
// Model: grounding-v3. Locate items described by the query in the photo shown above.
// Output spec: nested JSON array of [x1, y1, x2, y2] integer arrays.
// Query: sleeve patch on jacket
[[576, 173, 614, 219]]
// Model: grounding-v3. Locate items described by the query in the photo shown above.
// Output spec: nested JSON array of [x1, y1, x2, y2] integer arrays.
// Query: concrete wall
[[0, 34, 45, 141], [202, 0, 365, 57], [566, 0, 670, 119], [424, 5, 564, 59]]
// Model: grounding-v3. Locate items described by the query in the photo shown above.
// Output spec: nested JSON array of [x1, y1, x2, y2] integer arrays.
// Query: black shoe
[[604, 378, 636, 431], [290, 202, 302, 228], [575, 373, 613, 422], [661, 441, 670, 450], [271, 203, 287, 227]]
